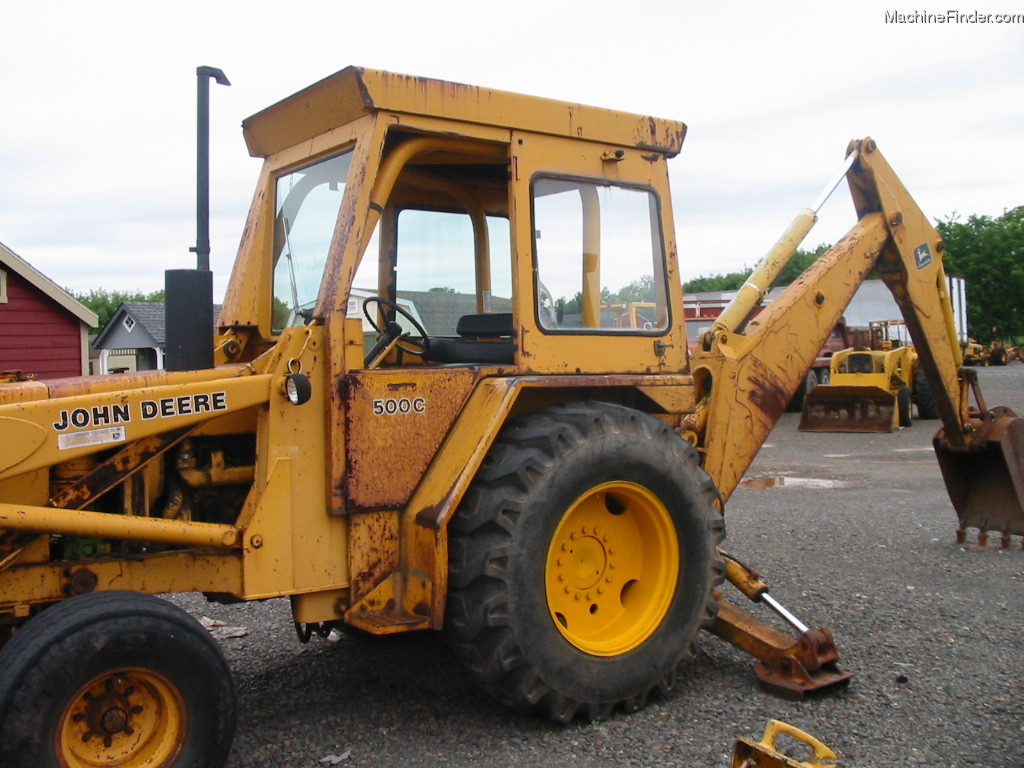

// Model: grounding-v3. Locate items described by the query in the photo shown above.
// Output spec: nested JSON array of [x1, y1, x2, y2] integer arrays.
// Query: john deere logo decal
[[914, 243, 932, 270]]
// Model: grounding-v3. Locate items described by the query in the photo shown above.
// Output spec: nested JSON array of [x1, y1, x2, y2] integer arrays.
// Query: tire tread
[[445, 401, 724, 722]]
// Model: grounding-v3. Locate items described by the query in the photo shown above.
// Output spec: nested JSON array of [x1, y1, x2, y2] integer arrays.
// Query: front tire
[[913, 372, 939, 419], [0, 591, 236, 768], [787, 368, 819, 412], [897, 385, 913, 427], [445, 401, 725, 722]]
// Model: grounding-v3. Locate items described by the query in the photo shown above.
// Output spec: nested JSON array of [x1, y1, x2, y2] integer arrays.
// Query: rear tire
[[445, 401, 725, 722], [0, 591, 236, 768]]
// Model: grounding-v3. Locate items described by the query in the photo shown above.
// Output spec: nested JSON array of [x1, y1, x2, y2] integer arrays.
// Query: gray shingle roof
[[397, 291, 511, 336], [92, 301, 222, 351]]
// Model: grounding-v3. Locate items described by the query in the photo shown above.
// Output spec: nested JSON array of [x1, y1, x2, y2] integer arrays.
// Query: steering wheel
[[362, 296, 430, 365]]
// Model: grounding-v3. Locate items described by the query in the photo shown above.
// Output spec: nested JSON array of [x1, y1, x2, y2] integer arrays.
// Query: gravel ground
[[176, 364, 1024, 768]]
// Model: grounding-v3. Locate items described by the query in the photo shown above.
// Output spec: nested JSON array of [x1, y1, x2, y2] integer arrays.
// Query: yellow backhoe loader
[[1, 67, 1022, 768], [799, 319, 939, 432]]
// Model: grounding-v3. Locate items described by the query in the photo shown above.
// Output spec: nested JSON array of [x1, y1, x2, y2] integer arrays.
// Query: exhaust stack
[[165, 66, 230, 372]]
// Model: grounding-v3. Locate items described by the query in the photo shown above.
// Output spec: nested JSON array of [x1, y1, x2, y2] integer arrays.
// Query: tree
[[610, 275, 656, 304], [772, 243, 831, 286], [937, 206, 1024, 340], [682, 270, 749, 293], [73, 288, 165, 334], [682, 244, 829, 294], [682, 206, 1024, 342]]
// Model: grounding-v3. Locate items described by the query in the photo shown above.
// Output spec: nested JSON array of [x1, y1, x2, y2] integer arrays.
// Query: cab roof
[[242, 66, 686, 159]]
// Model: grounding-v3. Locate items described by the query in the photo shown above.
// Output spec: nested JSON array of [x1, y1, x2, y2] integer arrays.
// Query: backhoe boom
[[692, 137, 1024, 536]]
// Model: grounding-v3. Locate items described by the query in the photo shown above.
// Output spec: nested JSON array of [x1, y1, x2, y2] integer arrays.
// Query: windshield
[[272, 150, 353, 333]]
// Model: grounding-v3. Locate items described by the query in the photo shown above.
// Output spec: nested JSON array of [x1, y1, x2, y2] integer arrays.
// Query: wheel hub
[[558, 527, 609, 593], [79, 680, 140, 745], [59, 669, 185, 768], [101, 707, 128, 734], [546, 482, 679, 657]]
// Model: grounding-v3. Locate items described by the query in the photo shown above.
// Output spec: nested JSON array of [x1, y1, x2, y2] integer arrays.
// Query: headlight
[[284, 373, 312, 405]]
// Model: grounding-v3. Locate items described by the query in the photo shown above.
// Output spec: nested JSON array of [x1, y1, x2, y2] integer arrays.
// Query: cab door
[[341, 134, 514, 512]]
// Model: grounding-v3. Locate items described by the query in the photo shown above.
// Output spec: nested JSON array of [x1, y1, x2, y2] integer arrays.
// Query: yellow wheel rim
[[57, 668, 186, 768], [546, 481, 680, 656]]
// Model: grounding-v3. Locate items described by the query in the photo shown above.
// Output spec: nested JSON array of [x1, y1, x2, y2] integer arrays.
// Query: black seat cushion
[[425, 313, 515, 364], [456, 313, 514, 338], [426, 337, 515, 364]]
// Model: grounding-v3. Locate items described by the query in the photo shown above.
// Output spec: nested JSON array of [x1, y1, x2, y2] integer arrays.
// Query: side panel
[[343, 368, 481, 509]]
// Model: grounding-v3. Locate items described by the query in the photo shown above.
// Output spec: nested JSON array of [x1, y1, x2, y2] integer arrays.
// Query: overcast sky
[[1, 1, 1021, 302]]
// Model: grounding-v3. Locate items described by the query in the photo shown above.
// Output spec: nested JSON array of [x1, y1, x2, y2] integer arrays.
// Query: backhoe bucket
[[799, 385, 895, 433], [934, 409, 1024, 543]]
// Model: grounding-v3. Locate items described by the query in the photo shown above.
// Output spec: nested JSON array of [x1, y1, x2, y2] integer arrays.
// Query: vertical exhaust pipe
[[165, 66, 230, 371]]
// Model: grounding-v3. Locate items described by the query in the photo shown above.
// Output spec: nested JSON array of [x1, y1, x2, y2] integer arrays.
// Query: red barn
[[0, 241, 98, 380]]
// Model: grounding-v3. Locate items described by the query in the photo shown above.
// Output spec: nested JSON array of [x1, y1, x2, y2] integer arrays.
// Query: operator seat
[[425, 313, 515, 365]]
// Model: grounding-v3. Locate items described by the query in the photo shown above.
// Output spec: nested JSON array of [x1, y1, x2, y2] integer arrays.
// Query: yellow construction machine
[[964, 338, 1023, 366], [799, 319, 938, 432], [1, 67, 1023, 768], [962, 338, 989, 365]]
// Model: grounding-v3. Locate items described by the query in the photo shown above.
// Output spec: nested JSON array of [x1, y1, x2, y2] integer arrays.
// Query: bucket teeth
[[956, 527, 1022, 549]]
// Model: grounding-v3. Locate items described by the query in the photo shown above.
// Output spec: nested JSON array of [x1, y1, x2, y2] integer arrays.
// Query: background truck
[[1, 67, 1023, 768]]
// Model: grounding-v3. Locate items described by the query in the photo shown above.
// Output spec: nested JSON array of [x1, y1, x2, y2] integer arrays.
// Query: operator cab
[[238, 67, 688, 376]]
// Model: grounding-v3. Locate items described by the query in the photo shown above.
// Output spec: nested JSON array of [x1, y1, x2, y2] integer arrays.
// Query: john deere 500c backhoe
[[1, 67, 1021, 768]]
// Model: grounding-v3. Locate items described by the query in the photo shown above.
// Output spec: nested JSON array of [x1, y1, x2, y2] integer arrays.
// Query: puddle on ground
[[738, 476, 849, 490]]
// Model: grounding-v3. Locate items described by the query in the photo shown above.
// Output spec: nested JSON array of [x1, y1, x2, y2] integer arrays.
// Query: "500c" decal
[[372, 397, 426, 415]]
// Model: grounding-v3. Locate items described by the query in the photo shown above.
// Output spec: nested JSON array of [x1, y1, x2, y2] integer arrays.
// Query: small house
[[0, 241, 98, 380]]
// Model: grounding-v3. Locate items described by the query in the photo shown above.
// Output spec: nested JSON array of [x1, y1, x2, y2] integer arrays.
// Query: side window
[[532, 178, 668, 333], [271, 151, 353, 334]]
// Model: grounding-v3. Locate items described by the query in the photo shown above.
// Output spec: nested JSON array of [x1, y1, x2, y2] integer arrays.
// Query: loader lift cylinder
[[166, 66, 230, 372]]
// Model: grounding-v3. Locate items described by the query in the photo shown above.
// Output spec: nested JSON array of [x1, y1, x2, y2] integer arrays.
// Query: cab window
[[532, 178, 668, 333], [392, 209, 511, 335], [271, 150, 353, 333]]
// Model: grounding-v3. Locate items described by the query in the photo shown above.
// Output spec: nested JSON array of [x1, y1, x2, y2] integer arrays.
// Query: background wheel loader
[[798, 319, 939, 432], [1, 67, 1023, 768]]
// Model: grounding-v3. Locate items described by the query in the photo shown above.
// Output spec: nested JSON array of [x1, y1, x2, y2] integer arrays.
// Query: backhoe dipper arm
[[846, 139, 968, 448], [842, 140, 1024, 543], [691, 143, 895, 499]]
